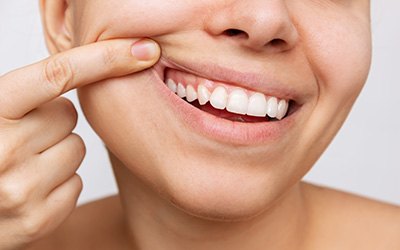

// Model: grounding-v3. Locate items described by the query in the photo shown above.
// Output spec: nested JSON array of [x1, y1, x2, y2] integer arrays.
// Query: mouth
[[150, 57, 303, 145], [164, 68, 295, 123]]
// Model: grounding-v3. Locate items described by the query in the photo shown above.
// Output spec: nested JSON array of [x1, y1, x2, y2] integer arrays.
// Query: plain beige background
[[0, 1, 399, 206]]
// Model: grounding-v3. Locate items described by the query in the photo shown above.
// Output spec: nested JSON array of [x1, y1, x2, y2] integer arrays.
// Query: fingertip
[[131, 38, 161, 62]]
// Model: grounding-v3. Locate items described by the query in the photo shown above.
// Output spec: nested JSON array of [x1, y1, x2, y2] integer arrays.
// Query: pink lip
[[155, 56, 305, 105], [149, 57, 302, 146]]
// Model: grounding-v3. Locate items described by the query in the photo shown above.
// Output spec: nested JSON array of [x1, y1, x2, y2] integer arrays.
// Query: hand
[[0, 38, 160, 250]]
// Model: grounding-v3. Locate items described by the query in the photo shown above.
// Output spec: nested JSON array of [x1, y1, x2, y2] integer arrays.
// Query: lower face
[[75, 0, 371, 220]]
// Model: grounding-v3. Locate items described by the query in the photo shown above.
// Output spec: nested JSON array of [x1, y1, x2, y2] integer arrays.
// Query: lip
[[149, 57, 303, 145], [154, 56, 305, 105]]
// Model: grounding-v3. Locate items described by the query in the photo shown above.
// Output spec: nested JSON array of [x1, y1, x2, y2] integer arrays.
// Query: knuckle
[[102, 45, 120, 67], [0, 120, 29, 172], [0, 142, 17, 172], [42, 55, 74, 96], [20, 215, 48, 240], [0, 179, 30, 212], [0, 131, 23, 173]]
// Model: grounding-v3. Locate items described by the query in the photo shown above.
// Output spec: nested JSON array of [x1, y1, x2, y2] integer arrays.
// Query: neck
[[110, 153, 309, 250]]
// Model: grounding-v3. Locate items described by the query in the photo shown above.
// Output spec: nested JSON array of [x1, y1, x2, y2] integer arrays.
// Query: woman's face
[[71, 0, 371, 220]]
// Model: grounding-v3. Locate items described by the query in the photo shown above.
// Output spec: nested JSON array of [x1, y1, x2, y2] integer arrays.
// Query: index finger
[[0, 38, 160, 120]]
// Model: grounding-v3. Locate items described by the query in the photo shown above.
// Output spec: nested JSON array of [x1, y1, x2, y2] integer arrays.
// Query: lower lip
[[149, 68, 299, 146]]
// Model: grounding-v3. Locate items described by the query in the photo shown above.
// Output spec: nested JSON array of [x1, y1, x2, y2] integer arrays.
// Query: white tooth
[[167, 79, 177, 93], [227, 89, 248, 115], [198, 84, 211, 105], [177, 83, 186, 98], [266, 97, 278, 118], [186, 85, 198, 102], [276, 99, 289, 120], [210, 86, 228, 110], [247, 93, 267, 117]]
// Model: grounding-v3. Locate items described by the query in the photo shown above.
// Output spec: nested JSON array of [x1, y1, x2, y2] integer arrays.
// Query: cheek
[[73, 0, 213, 44], [298, 7, 372, 103], [77, 70, 214, 188], [293, 10, 372, 165], [314, 25, 371, 133], [305, 28, 371, 146], [77, 71, 176, 163], [289, 1, 371, 107], [311, 26, 371, 104]]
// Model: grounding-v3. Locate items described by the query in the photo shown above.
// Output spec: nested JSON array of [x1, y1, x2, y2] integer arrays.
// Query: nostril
[[269, 39, 286, 48], [222, 30, 288, 51], [223, 29, 248, 38]]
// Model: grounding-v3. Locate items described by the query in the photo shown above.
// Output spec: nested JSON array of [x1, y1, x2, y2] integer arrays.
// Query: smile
[[150, 57, 303, 145], [164, 68, 290, 122]]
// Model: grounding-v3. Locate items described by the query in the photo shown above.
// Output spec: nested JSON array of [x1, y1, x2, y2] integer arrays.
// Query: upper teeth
[[166, 78, 289, 120], [197, 84, 211, 105]]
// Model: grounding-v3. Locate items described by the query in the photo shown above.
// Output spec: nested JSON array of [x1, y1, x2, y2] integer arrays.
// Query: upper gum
[[165, 68, 286, 101]]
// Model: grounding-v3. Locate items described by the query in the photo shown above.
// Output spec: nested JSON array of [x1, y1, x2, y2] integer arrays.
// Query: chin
[[153, 154, 291, 222], [166, 185, 276, 222]]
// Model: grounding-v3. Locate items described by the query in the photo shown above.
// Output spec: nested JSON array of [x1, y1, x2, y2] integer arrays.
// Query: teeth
[[210, 86, 228, 110], [166, 78, 290, 120], [167, 79, 177, 93], [266, 97, 278, 118], [177, 83, 187, 98], [247, 93, 267, 117], [186, 85, 198, 102], [227, 89, 248, 115], [276, 99, 289, 120], [198, 84, 211, 105]]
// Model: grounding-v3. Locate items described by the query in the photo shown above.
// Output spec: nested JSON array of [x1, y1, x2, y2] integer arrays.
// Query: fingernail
[[131, 39, 159, 61]]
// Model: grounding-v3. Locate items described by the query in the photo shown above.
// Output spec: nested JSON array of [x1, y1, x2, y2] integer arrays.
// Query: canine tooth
[[177, 83, 186, 98], [210, 86, 228, 110], [186, 85, 198, 102], [167, 79, 177, 93], [247, 93, 267, 117], [276, 99, 289, 120], [227, 89, 248, 115], [198, 84, 211, 105], [266, 97, 278, 118]]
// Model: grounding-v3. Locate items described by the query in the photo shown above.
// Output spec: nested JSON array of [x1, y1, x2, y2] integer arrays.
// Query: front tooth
[[167, 79, 177, 93], [177, 83, 186, 98], [198, 84, 211, 105], [186, 85, 198, 102], [247, 93, 267, 117], [227, 89, 248, 115], [210, 86, 228, 110], [266, 97, 278, 118], [276, 99, 289, 120]]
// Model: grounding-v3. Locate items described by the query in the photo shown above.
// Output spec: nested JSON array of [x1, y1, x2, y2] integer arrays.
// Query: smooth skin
[[2, 0, 400, 250], [0, 39, 160, 250]]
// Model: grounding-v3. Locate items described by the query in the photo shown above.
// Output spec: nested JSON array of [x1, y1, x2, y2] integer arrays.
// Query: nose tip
[[205, 1, 299, 52]]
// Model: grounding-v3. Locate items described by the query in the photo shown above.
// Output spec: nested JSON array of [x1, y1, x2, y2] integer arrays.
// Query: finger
[[36, 174, 83, 239], [36, 133, 85, 194], [20, 97, 78, 153], [0, 38, 160, 119]]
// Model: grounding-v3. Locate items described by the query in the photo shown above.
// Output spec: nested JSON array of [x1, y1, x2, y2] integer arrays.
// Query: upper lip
[[154, 56, 306, 104]]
